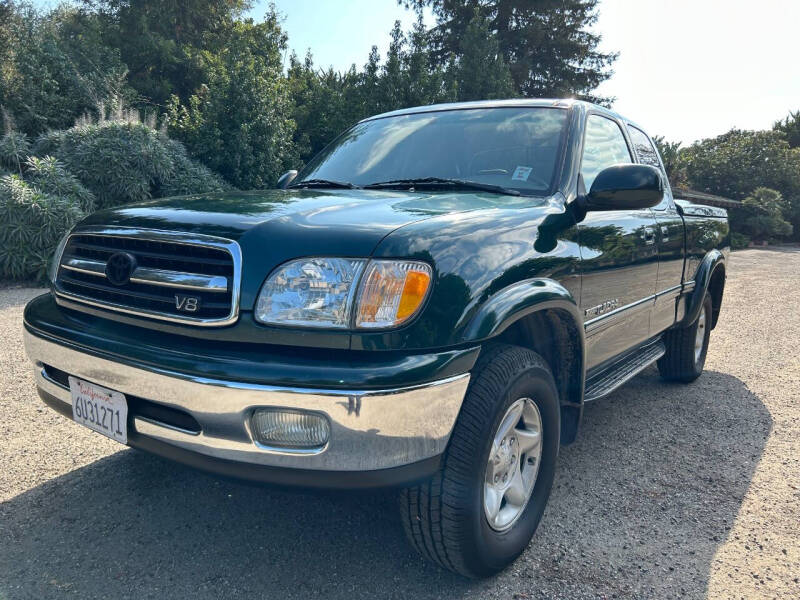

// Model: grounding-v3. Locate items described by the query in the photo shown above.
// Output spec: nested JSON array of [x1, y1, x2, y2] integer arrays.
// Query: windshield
[[296, 107, 568, 195]]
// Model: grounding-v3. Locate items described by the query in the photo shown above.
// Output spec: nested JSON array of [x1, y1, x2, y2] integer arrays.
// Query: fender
[[682, 249, 725, 326], [462, 278, 585, 347], [462, 278, 586, 445]]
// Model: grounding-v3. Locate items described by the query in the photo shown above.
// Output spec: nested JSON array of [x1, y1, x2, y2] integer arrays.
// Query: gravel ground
[[1, 248, 798, 600]]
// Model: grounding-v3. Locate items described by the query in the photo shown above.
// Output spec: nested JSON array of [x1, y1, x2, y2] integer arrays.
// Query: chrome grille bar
[[131, 267, 228, 293], [61, 257, 106, 277], [61, 256, 229, 292]]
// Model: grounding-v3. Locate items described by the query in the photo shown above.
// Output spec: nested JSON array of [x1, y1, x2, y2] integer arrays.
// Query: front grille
[[54, 230, 241, 325]]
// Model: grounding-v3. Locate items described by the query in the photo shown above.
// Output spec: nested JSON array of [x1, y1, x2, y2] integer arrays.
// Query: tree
[[774, 110, 800, 149], [451, 8, 514, 101], [0, 2, 131, 136], [287, 52, 365, 163], [166, 13, 296, 188], [83, 0, 252, 108], [404, 13, 447, 106], [652, 135, 688, 190], [402, 0, 617, 103]]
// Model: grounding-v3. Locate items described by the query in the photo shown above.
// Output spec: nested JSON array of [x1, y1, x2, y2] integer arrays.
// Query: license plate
[[69, 376, 128, 444]]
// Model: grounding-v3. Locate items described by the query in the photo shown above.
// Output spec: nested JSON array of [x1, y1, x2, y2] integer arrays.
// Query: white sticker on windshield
[[512, 166, 532, 181]]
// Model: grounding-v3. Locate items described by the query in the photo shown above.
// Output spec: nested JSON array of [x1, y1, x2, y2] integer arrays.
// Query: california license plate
[[68, 376, 128, 444]]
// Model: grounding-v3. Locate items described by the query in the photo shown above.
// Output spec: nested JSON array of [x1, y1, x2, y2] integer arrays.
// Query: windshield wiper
[[289, 178, 361, 189], [363, 177, 520, 196]]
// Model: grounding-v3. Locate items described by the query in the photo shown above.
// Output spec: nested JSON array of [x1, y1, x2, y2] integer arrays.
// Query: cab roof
[[361, 98, 638, 131]]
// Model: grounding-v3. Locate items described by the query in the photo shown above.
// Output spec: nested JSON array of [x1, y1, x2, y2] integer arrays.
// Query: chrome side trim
[[683, 280, 696, 293], [25, 329, 470, 471], [54, 226, 242, 326], [585, 294, 654, 335], [655, 284, 682, 298]]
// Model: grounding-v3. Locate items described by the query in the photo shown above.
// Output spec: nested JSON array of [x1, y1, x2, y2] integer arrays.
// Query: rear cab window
[[626, 125, 672, 209]]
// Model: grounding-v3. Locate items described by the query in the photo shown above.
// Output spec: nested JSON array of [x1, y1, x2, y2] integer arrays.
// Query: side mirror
[[584, 164, 663, 211], [276, 170, 298, 189]]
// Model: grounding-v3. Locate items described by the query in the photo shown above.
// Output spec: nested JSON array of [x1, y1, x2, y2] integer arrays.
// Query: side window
[[627, 125, 670, 208], [581, 115, 632, 190]]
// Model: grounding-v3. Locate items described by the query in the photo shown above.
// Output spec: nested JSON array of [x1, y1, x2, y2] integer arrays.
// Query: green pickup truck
[[23, 99, 729, 577]]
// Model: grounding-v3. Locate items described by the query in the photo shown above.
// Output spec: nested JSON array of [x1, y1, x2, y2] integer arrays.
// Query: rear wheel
[[399, 344, 560, 578], [658, 293, 712, 382]]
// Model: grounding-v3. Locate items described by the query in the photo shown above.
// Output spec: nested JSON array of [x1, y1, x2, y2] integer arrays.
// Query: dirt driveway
[[1, 248, 798, 599]]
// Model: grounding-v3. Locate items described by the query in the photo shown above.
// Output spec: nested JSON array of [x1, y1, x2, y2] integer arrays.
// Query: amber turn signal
[[355, 261, 432, 328]]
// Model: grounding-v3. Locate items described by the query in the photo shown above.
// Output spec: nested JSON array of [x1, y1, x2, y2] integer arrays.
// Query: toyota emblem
[[105, 252, 137, 286]]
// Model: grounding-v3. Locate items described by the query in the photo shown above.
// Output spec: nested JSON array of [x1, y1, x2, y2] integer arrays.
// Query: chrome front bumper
[[24, 329, 470, 472]]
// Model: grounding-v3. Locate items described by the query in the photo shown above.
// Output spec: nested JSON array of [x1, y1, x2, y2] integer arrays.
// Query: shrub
[[0, 131, 31, 174], [0, 174, 85, 281], [32, 120, 230, 208], [33, 121, 173, 208], [25, 155, 96, 212], [158, 140, 230, 197], [741, 187, 793, 241], [730, 232, 750, 250]]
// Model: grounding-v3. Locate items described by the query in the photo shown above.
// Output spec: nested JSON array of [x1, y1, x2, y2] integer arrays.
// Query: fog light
[[250, 409, 330, 450]]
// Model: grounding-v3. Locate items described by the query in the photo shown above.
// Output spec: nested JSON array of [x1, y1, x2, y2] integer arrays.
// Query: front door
[[576, 114, 659, 370], [626, 124, 685, 334]]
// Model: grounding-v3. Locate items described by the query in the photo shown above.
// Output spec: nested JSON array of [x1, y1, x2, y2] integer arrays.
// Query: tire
[[399, 344, 560, 578], [658, 293, 712, 382]]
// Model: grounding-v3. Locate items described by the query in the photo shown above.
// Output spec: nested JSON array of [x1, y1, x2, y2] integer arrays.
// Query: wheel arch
[[684, 250, 726, 328], [463, 279, 586, 444]]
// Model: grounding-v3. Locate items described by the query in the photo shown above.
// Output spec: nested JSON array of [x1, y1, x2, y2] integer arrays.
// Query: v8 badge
[[175, 294, 201, 312]]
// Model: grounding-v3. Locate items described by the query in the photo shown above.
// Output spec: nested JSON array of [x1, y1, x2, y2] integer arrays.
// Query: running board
[[584, 339, 666, 402]]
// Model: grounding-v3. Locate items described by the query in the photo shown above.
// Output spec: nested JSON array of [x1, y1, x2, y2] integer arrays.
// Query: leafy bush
[[730, 232, 750, 250], [33, 120, 230, 208], [0, 174, 85, 281], [0, 131, 31, 174], [741, 187, 793, 241], [33, 121, 173, 208], [158, 140, 229, 197], [682, 129, 800, 239], [25, 155, 95, 212]]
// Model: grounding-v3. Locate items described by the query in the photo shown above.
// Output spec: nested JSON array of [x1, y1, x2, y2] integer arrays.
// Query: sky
[[259, 0, 800, 145]]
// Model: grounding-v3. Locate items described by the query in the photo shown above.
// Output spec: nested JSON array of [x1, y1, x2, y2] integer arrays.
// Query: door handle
[[661, 226, 669, 243], [641, 226, 656, 245]]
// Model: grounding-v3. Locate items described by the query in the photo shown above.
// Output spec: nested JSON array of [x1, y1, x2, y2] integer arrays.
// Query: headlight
[[48, 232, 71, 284], [255, 257, 366, 328], [254, 258, 432, 330]]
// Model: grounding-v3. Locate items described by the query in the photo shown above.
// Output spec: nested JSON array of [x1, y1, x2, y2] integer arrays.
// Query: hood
[[77, 188, 533, 309]]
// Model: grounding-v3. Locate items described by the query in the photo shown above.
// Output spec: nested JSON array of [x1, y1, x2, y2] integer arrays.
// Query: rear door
[[626, 125, 685, 334], [577, 113, 660, 369]]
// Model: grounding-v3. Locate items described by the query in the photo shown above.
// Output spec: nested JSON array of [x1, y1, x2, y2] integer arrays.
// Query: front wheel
[[400, 344, 560, 578]]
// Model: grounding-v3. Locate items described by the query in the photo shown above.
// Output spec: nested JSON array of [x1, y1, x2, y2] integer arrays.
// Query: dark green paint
[[26, 100, 729, 397]]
